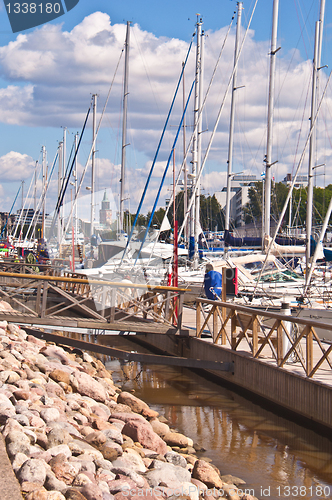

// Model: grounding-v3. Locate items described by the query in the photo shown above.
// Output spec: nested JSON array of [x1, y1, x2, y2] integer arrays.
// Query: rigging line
[[290, 77, 311, 177], [11, 155, 41, 239], [23, 151, 58, 244], [132, 24, 165, 121], [152, 10, 237, 248], [61, 135, 76, 193], [61, 44, 125, 244], [178, 0, 259, 242], [0, 184, 21, 239], [293, 0, 316, 62], [50, 103, 91, 238], [252, 69, 332, 297], [134, 79, 195, 265], [121, 35, 195, 263]]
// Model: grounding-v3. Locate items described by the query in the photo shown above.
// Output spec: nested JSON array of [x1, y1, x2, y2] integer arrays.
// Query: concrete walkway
[[0, 435, 23, 500]]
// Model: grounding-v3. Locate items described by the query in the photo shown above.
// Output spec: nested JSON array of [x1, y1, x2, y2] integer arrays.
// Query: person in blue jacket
[[204, 263, 222, 300]]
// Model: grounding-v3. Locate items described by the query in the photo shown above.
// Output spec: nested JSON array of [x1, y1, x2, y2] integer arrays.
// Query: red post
[[173, 220, 178, 323]]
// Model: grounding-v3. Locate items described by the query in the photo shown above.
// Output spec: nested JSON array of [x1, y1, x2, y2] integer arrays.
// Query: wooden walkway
[[0, 271, 188, 334], [183, 305, 332, 387], [1, 269, 332, 429]]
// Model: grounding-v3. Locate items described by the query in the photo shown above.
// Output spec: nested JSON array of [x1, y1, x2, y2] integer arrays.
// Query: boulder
[[192, 460, 224, 489], [122, 420, 167, 455], [71, 372, 107, 403], [16, 458, 47, 486], [163, 431, 190, 448]]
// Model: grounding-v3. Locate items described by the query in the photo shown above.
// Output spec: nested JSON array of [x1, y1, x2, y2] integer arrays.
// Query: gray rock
[[40, 407, 61, 423], [0, 407, 15, 424], [144, 460, 191, 489], [71, 457, 96, 475], [47, 427, 72, 448], [16, 458, 47, 485], [6, 429, 31, 456], [45, 469, 68, 492], [111, 467, 146, 488], [48, 444, 72, 459], [94, 458, 114, 472], [165, 451, 188, 468], [12, 413, 30, 426], [112, 451, 146, 473], [48, 420, 81, 437], [11, 452, 29, 471], [101, 427, 123, 445], [96, 469, 116, 482]]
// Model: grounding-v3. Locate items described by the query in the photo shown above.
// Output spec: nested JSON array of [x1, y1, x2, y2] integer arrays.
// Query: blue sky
[[0, 0, 331, 220]]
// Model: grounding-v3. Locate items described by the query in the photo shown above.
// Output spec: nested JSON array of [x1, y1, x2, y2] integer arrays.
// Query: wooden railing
[[0, 271, 186, 331], [196, 297, 332, 378]]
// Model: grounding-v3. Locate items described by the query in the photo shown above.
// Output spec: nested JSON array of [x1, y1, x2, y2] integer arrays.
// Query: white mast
[[264, 0, 279, 243], [120, 21, 130, 235], [91, 94, 97, 238], [306, 0, 325, 282], [57, 141, 63, 248], [41, 145, 46, 239], [182, 62, 188, 247], [190, 15, 203, 268], [74, 133, 79, 245], [61, 127, 66, 239], [225, 1, 243, 257]]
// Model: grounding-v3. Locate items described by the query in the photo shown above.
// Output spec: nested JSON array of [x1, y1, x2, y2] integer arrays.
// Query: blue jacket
[[204, 270, 222, 300]]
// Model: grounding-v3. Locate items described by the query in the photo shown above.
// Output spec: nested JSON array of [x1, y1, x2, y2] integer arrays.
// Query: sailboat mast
[[306, 0, 325, 282], [41, 145, 46, 239], [74, 132, 79, 246], [225, 1, 243, 257], [190, 15, 203, 268], [182, 62, 188, 247], [120, 21, 130, 234], [264, 0, 279, 242], [57, 141, 63, 248], [91, 94, 97, 238]]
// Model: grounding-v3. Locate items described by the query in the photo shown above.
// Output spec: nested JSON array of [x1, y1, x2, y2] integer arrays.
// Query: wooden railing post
[[196, 300, 201, 338], [101, 285, 106, 319], [165, 291, 171, 322], [252, 315, 258, 355], [41, 281, 48, 319], [36, 283, 42, 316], [231, 311, 237, 349], [109, 288, 116, 323], [277, 320, 283, 366], [177, 292, 184, 333], [306, 326, 313, 376], [222, 269, 227, 322], [213, 305, 218, 343]]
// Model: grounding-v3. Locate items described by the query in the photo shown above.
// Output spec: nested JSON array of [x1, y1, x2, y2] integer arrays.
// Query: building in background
[[215, 174, 257, 227]]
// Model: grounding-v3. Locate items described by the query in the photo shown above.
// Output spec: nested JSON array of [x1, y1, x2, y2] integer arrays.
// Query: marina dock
[[0, 270, 331, 432]]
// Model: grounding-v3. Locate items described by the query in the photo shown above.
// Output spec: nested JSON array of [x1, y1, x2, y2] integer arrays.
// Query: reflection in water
[[88, 334, 332, 500]]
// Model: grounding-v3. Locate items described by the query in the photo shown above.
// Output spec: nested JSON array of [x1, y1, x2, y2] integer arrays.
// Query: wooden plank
[[252, 315, 258, 355], [24, 327, 233, 372], [196, 301, 201, 338]]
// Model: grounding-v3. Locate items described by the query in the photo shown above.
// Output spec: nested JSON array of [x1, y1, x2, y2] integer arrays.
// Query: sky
[[0, 0, 332, 226]]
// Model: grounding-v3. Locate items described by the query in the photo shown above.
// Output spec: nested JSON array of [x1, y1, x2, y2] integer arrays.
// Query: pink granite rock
[[71, 371, 107, 403], [192, 460, 224, 489], [117, 392, 158, 418], [122, 420, 167, 455]]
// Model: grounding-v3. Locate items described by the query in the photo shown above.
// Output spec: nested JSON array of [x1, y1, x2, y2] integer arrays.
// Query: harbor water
[[99, 335, 332, 500]]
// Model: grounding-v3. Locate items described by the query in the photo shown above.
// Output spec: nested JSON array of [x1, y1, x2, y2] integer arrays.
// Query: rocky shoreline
[[0, 316, 258, 500]]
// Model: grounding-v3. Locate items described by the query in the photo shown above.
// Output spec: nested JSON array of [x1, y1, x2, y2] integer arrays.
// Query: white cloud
[[0, 11, 332, 217], [0, 151, 35, 181]]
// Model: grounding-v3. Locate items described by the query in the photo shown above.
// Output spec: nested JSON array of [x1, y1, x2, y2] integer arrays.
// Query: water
[[97, 335, 332, 500]]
